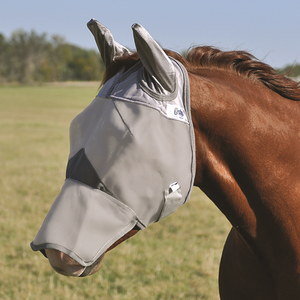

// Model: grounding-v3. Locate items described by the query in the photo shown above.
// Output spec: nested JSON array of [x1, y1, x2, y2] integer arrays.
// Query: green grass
[[0, 85, 231, 300]]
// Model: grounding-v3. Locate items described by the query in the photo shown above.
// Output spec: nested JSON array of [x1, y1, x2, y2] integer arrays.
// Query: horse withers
[[32, 19, 300, 300]]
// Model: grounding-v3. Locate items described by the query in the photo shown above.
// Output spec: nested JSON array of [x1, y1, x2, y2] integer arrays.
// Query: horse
[[31, 19, 300, 300]]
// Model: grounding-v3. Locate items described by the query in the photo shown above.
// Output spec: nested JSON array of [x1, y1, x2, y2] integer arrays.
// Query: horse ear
[[132, 23, 176, 93], [87, 19, 131, 67]]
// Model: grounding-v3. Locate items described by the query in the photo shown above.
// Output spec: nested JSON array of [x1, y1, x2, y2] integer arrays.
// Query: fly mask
[[31, 19, 196, 267]]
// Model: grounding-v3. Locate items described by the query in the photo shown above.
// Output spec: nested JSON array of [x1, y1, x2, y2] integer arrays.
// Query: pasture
[[0, 84, 230, 300]]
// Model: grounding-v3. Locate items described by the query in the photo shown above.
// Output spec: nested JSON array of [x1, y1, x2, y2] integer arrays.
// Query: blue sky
[[1, 0, 299, 68]]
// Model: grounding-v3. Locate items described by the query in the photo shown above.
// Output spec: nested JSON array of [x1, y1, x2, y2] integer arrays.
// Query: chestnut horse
[[37, 22, 300, 300]]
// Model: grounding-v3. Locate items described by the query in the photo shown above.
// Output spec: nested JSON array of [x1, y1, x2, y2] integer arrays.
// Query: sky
[[1, 0, 299, 69]]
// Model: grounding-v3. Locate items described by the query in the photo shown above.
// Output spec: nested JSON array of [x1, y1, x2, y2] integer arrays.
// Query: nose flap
[[31, 179, 139, 266]]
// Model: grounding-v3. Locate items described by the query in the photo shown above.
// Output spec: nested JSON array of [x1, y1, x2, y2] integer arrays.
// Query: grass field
[[0, 84, 231, 300]]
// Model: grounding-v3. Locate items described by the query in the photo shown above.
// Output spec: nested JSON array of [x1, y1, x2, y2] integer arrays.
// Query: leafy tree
[[64, 45, 104, 81], [7, 29, 49, 83], [0, 29, 105, 83], [0, 33, 9, 82]]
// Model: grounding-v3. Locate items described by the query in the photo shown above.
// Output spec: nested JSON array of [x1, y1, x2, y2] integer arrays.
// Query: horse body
[[189, 66, 300, 299]]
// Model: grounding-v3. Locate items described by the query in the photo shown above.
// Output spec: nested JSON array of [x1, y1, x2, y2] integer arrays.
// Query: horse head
[[30, 17, 300, 300], [31, 19, 195, 277]]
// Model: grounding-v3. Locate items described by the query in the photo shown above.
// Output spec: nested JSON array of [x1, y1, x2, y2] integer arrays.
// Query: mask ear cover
[[132, 23, 176, 93], [87, 19, 131, 67]]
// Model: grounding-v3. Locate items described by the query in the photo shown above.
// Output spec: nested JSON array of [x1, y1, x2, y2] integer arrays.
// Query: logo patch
[[167, 104, 188, 122]]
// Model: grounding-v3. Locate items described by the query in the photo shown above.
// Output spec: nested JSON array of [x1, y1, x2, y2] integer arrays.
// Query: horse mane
[[102, 46, 300, 101]]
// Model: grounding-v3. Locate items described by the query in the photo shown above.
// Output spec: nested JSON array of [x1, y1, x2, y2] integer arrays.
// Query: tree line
[[0, 29, 299, 84], [0, 29, 105, 83]]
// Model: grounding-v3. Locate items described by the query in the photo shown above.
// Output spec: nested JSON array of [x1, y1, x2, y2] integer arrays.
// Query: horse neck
[[189, 69, 300, 241]]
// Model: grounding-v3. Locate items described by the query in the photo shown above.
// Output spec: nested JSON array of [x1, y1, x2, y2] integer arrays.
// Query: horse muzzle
[[45, 249, 105, 277]]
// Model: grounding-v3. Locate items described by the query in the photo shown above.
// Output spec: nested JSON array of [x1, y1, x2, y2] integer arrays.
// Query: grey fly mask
[[31, 19, 195, 267]]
